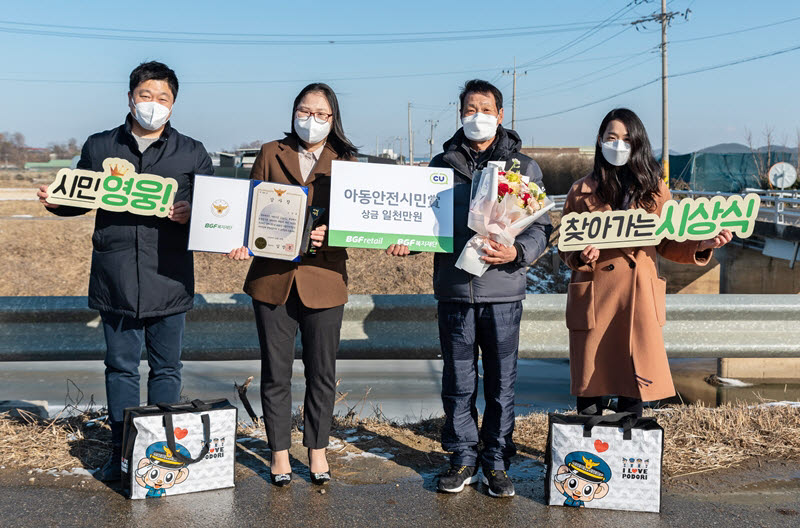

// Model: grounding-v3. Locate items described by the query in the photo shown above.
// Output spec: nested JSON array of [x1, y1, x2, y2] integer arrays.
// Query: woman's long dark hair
[[592, 108, 662, 212], [288, 83, 358, 159]]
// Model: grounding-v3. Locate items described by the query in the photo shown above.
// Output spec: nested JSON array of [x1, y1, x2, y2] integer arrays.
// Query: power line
[[516, 50, 656, 99], [0, 48, 658, 87], [0, 66, 503, 86], [515, 14, 800, 101], [0, 19, 645, 46], [516, 41, 800, 122], [669, 15, 800, 45], [517, 78, 660, 122], [518, 0, 647, 68], [0, 18, 640, 39], [526, 48, 656, 68], [525, 24, 635, 72]]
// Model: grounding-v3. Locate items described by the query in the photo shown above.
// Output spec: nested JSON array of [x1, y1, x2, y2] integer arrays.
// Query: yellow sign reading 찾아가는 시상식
[[557, 194, 761, 252]]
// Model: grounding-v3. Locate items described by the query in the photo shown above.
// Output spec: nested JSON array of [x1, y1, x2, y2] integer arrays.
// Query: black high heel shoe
[[310, 470, 331, 485], [309, 448, 331, 485], [270, 472, 292, 487]]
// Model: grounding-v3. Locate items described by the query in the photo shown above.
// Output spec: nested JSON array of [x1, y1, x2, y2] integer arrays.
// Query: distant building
[[207, 151, 236, 168], [25, 147, 49, 154], [520, 146, 594, 157], [356, 153, 400, 165], [218, 152, 236, 168], [24, 159, 72, 170], [236, 148, 260, 169]]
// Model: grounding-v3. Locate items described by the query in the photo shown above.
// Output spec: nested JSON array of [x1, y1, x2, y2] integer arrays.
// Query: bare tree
[[48, 139, 82, 159], [745, 126, 776, 189], [237, 140, 264, 150]]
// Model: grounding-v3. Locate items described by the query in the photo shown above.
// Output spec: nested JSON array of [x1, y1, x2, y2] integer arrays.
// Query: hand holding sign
[[227, 246, 251, 261], [168, 201, 191, 224], [385, 244, 411, 256], [697, 228, 733, 251], [579, 245, 600, 264], [37, 184, 59, 209]]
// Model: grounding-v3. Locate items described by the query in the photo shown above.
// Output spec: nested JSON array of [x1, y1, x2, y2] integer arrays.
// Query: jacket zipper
[[468, 276, 474, 303], [134, 146, 143, 317]]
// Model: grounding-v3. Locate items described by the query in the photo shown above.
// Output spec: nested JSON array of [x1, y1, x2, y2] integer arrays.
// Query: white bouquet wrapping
[[455, 160, 555, 277]]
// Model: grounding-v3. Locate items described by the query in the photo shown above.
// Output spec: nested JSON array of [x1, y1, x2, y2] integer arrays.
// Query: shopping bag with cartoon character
[[121, 399, 237, 499], [545, 412, 663, 513]]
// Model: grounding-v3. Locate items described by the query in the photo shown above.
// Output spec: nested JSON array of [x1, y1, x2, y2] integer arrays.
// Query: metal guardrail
[[1, 294, 798, 361]]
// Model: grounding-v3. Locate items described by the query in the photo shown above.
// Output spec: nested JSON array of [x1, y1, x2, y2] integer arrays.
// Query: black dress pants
[[253, 287, 344, 451]]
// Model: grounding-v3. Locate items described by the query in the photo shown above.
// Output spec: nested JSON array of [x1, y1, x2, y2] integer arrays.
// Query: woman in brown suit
[[228, 83, 357, 486], [559, 108, 732, 417]]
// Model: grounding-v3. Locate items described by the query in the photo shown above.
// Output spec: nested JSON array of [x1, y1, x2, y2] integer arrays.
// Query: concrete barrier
[[1, 294, 799, 361]]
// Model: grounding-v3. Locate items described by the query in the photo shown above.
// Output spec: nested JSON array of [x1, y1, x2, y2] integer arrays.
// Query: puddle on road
[[669, 359, 800, 407], [507, 456, 545, 481]]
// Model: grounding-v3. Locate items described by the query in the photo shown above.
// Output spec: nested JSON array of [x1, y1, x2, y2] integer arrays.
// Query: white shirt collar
[[299, 142, 325, 160]]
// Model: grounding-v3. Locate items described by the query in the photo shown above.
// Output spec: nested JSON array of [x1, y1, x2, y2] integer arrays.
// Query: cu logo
[[430, 172, 449, 184]]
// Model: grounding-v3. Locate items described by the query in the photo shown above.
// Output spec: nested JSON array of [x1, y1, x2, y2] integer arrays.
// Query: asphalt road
[[2, 459, 798, 528]]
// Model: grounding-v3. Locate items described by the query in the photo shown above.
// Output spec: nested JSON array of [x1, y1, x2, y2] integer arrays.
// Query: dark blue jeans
[[438, 301, 522, 471], [100, 311, 186, 446]]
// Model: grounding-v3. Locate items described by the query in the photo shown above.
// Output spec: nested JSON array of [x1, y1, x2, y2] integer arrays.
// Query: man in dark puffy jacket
[[388, 79, 550, 497], [37, 61, 213, 481]]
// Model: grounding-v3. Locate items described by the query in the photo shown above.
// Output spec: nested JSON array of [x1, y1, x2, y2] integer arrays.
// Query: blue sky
[[1, 0, 799, 156]]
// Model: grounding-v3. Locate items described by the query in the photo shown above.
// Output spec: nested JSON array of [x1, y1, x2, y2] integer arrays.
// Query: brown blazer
[[243, 136, 350, 309], [558, 175, 713, 401]]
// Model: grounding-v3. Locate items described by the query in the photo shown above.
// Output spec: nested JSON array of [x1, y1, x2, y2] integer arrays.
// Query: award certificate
[[188, 176, 308, 262], [247, 183, 308, 260]]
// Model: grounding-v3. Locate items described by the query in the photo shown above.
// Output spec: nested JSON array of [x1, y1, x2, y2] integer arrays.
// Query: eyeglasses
[[295, 109, 332, 124]]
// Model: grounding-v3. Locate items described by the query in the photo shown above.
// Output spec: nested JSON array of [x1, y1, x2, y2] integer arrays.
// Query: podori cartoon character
[[554, 451, 612, 507], [134, 441, 191, 497]]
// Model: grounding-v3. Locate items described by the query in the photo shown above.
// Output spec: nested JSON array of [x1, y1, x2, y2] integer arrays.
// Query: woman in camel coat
[[559, 108, 732, 416]]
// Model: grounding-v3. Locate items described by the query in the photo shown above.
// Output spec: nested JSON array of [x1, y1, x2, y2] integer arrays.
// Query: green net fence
[[669, 152, 798, 192]]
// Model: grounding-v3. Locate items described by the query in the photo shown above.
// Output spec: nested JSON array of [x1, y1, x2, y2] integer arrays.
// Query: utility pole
[[502, 57, 527, 131], [408, 102, 413, 166], [661, 0, 669, 184], [392, 136, 404, 162], [375, 136, 379, 157], [426, 119, 438, 162], [449, 101, 459, 132], [632, 3, 690, 184]]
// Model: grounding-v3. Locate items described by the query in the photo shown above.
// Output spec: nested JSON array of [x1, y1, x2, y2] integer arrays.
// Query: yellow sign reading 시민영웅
[[46, 157, 178, 217]]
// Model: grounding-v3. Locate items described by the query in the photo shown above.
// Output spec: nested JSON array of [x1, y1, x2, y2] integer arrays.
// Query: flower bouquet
[[455, 159, 555, 277]]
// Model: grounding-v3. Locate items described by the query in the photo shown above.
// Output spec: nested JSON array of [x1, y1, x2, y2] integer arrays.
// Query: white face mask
[[130, 97, 171, 131], [294, 116, 331, 144], [461, 113, 498, 142], [601, 139, 631, 166]]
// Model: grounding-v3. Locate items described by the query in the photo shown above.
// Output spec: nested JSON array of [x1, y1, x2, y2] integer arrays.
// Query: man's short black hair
[[129, 61, 179, 100], [459, 79, 503, 112]]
